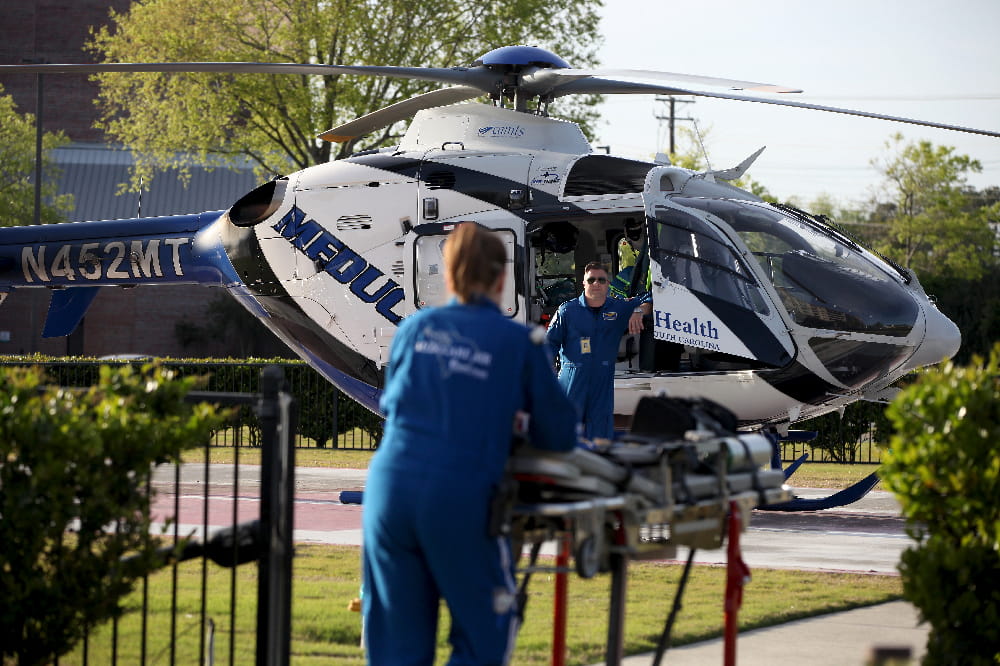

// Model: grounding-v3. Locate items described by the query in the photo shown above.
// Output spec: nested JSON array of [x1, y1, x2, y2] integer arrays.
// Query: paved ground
[[595, 601, 927, 665], [151, 464, 909, 572]]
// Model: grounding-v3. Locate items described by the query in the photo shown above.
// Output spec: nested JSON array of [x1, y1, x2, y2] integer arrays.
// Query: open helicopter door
[[641, 167, 794, 368]]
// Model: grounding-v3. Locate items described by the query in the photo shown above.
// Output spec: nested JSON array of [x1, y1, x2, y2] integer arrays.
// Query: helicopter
[[1, 45, 994, 508]]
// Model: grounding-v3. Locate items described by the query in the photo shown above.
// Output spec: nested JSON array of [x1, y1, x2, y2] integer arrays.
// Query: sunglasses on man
[[585, 276, 608, 284]]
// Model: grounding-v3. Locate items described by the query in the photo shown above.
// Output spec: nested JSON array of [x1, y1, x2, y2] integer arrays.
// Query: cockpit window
[[673, 198, 918, 337], [648, 205, 771, 315]]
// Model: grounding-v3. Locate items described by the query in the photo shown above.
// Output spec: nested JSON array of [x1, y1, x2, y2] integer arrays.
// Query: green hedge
[[0, 356, 384, 449]]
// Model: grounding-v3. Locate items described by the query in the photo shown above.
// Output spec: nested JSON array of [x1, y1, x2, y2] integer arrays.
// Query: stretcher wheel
[[575, 535, 599, 579]]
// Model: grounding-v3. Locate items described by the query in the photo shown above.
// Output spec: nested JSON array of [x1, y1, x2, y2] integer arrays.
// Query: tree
[[664, 124, 709, 171], [880, 345, 1000, 664], [174, 293, 293, 358], [868, 133, 998, 281], [85, 0, 603, 188], [0, 363, 229, 666], [0, 85, 74, 226]]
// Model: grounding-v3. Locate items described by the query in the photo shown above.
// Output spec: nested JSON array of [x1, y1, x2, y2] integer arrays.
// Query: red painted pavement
[[150, 488, 363, 535]]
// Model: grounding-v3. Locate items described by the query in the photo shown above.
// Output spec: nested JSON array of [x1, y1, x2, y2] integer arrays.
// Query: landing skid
[[759, 430, 881, 511], [760, 471, 881, 511]]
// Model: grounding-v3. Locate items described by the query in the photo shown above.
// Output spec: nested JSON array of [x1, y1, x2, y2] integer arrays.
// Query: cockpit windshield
[[671, 198, 918, 337]]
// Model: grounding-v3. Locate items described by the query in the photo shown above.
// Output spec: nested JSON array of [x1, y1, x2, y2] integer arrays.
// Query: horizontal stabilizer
[[42, 287, 101, 338]]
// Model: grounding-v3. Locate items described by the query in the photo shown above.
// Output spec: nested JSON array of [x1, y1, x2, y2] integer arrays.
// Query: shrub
[[880, 344, 1000, 664], [0, 363, 230, 666], [0, 357, 385, 449]]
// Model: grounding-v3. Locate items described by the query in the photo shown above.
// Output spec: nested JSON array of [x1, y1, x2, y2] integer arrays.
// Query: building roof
[[52, 143, 261, 222]]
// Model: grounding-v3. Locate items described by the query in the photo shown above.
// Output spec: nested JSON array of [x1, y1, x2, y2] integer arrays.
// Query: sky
[[590, 0, 1000, 208]]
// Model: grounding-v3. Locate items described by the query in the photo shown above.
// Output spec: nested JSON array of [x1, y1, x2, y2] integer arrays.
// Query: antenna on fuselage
[[691, 119, 711, 172]]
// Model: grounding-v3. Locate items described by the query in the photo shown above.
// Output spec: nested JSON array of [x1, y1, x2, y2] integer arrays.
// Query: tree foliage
[[867, 133, 998, 281], [0, 85, 74, 227], [921, 267, 1000, 365], [174, 293, 292, 358], [86, 0, 603, 188], [880, 345, 1000, 664], [0, 363, 230, 666]]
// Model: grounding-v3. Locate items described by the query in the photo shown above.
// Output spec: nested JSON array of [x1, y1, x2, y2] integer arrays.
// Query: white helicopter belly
[[613, 371, 795, 426]]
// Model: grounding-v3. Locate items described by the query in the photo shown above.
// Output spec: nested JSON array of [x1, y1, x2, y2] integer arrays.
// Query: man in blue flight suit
[[546, 261, 651, 440]]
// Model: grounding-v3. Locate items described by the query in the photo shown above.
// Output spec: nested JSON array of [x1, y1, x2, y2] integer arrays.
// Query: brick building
[[0, 1, 287, 359]]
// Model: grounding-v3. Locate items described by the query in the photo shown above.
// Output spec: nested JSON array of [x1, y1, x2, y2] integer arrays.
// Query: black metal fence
[[60, 366, 297, 666], [781, 401, 892, 465], [2, 358, 887, 463], [0, 359, 384, 450], [779, 431, 883, 465]]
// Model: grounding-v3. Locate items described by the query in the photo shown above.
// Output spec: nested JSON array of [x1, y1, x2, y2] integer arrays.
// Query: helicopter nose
[[906, 303, 961, 370]]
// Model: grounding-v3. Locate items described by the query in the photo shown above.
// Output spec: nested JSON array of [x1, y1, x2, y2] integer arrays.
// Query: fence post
[[256, 366, 296, 666], [330, 389, 339, 449]]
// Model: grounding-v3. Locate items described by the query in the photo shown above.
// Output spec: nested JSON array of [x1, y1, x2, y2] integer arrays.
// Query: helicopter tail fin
[[704, 146, 766, 182], [42, 287, 101, 338]]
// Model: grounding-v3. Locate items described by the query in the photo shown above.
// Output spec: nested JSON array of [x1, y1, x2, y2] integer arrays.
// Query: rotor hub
[[472, 45, 571, 72]]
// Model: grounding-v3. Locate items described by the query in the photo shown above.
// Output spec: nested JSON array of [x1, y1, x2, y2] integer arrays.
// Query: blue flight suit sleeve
[[545, 303, 567, 362], [522, 327, 577, 452]]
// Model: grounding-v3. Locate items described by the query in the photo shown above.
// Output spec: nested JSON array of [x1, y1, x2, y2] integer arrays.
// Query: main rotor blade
[[523, 67, 801, 94], [0, 61, 499, 91], [1, 61, 799, 95], [548, 78, 1000, 138], [6, 61, 995, 138], [318, 86, 483, 142]]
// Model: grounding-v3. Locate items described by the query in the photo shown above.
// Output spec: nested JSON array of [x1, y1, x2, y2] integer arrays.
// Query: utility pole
[[23, 58, 48, 354], [654, 96, 694, 156]]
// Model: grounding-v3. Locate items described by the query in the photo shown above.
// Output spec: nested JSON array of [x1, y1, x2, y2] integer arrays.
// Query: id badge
[[580, 337, 591, 354]]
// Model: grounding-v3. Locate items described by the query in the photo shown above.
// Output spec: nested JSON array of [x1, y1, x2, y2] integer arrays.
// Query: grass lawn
[[64, 544, 901, 665], [787, 461, 883, 489]]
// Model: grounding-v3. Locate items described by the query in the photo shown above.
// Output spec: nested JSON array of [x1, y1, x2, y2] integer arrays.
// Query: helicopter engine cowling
[[229, 178, 289, 228]]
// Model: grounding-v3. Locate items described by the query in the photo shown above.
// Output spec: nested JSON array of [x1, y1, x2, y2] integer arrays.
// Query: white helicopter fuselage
[[210, 102, 959, 428]]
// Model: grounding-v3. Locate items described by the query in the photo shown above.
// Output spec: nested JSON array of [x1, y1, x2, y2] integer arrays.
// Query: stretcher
[[502, 396, 792, 666]]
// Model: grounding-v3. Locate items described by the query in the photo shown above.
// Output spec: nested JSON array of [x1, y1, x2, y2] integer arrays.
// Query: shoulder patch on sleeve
[[530, 325, 547, 345]]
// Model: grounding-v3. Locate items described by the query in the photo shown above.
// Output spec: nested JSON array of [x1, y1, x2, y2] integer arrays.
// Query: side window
[[531, 221, 579, 313], [414, 229, 518, 317], [414, 235, 449, 308]]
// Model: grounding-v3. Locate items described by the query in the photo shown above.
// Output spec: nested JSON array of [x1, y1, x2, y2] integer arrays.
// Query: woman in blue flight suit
[[546, 261, 650, 440], [362, 222, 578, 665]]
